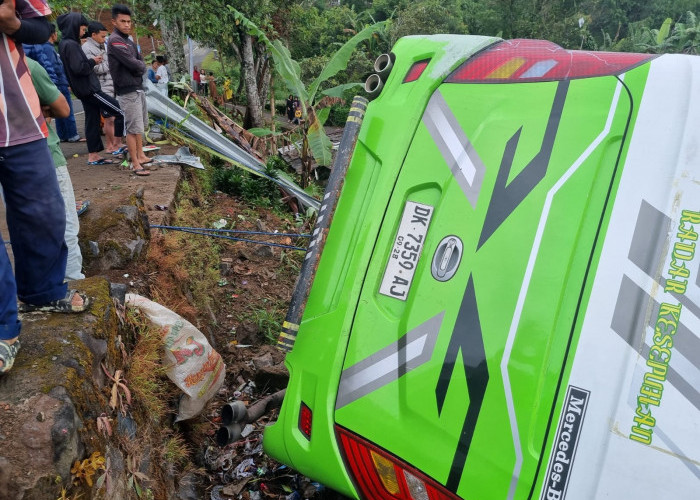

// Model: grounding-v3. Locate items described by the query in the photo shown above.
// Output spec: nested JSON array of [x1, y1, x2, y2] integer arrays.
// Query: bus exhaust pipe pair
[[365, 74, 384, 98], [365, 53, 394, 99]]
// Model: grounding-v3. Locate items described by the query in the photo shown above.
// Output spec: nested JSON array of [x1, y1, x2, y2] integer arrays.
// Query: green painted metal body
[[264, 34, 660, 499]]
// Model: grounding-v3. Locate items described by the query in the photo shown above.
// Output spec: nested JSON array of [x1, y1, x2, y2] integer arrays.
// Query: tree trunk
[[149, 1, 187, 75], [269, 75, 277, 156], [258, 58, 271, 115], [240, 32, 263, 129], [159, 18, 187, 74]]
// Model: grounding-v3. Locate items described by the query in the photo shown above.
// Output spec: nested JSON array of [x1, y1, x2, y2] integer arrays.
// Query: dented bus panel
[[263, 35, 700, 500]]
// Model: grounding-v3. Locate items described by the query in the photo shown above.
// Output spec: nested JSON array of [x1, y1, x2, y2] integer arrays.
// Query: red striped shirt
[[0, 0, 51, 147]]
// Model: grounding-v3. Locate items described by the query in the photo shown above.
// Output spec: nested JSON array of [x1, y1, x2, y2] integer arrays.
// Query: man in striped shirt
[[0, 0, 88, 375]]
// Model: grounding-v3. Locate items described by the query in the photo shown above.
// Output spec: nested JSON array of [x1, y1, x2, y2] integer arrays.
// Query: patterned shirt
[[0, 0, 51, 147]]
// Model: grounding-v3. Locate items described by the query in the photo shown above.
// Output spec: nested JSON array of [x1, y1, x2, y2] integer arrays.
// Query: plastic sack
[[126, 293, 226, 421]]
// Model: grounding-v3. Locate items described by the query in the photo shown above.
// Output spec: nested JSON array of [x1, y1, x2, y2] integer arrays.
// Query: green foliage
[[211, 157, 282, 207], [388, 0, 469, 45], [327, 105, 351, 127]]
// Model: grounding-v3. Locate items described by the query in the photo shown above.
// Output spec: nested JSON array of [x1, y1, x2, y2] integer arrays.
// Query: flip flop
[[0, 338, 20, 374], [111, 146, 128, 155], [132, 167, 151, 176], [87, 158, 116, 165], [76, 200, 90, 216], [19, 290, 90, 314]]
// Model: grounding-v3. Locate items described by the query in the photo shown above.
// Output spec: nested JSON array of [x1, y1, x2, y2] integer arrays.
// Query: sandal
[[87, 158, 116, 165], [19, 290, 90, 314], [112, 146, 128, 155], [0, 338, 21, 374], [76, 200, 90, 216], [133, 168, 151, 176]]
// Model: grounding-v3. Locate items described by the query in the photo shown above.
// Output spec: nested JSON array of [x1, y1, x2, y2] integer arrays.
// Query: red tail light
[[336, 425, 460, 500], [446, 39, 654, 83], [403, 60, 430, 83], [299, 402, 312, 440]]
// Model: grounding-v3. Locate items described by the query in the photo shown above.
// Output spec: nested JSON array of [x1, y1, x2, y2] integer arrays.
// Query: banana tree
[[227, 6, 386, 186]]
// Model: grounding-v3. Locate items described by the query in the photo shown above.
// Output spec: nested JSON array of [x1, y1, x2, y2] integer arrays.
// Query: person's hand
[[0, 1, 21, 35], [93, 55, 103, 64], [41, 105, 53, 119]]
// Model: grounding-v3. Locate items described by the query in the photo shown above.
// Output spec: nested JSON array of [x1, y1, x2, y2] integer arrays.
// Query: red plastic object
[[336, 425, 460, 500], [403, 60, 430, 83], [447, 39, 654, 83], [299, 402, 312, 440]]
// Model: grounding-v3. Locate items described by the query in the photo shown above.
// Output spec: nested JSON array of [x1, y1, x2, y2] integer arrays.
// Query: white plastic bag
[[126, 294, 226, 421]]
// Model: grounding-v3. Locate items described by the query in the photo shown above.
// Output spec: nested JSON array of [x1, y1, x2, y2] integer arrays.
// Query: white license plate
[[379, 201, 434, 301]]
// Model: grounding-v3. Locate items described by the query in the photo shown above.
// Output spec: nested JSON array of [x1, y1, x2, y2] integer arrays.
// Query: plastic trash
[[125, 294, 226, 421]]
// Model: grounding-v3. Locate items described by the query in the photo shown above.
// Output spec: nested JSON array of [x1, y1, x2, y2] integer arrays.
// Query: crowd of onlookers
[[0, 2, 158, 376], [0, 0, 239, 376]]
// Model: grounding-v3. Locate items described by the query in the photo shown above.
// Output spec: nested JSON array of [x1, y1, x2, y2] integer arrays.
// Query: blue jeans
[[0, 140, 68, 340], [54, 86, 79, 141]]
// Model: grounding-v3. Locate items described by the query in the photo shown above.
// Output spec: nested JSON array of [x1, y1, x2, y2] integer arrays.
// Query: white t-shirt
[[156, 65, 169, 84]]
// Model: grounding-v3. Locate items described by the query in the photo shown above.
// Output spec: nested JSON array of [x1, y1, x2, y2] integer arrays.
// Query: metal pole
[[187, 36, 194, 86], [277, 96, 369, 352]]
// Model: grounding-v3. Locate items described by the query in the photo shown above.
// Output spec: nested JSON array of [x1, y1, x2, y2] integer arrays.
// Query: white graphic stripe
[[340, 336, 428, 395], [425, 101, 477, 185], [504, 78, 625, 499]]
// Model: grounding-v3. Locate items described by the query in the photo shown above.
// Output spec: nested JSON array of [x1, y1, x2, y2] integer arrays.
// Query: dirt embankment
[[1, 116, 346, 498]]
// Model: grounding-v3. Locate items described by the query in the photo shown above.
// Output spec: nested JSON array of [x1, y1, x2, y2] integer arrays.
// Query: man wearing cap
[[57, 12, 125, 165]]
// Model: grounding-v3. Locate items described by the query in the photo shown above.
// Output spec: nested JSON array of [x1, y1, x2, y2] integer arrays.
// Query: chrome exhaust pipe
[[221, 401, 247, 425], [364, 74, 384, 99], [374, 53, 394, 80], [216, 422, 242, 446]]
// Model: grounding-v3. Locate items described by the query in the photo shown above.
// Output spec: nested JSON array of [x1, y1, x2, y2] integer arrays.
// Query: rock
[[176, 472, 201, 500], [109, 282, 128, 305], [89, 241, 99, 256], [79, 195, 150, 273], [254, 245, 274, 258], [0, 278, 117, 499], [236, 321, 260, 345], [252, 352, 274, 369], [115, 205, 139, 222]]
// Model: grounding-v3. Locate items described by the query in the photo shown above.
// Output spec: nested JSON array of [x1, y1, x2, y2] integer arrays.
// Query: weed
[[162, 433, 190, 469], [125, 312, 170, 421], [247, 303, 285, 344], [126, 454, 151, 499]]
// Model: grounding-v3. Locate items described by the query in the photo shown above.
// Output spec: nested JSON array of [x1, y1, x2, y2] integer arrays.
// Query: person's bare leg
[[104, 117, 117, 151], [126, 133, 142, 169], [136, 134, 151, 164]]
